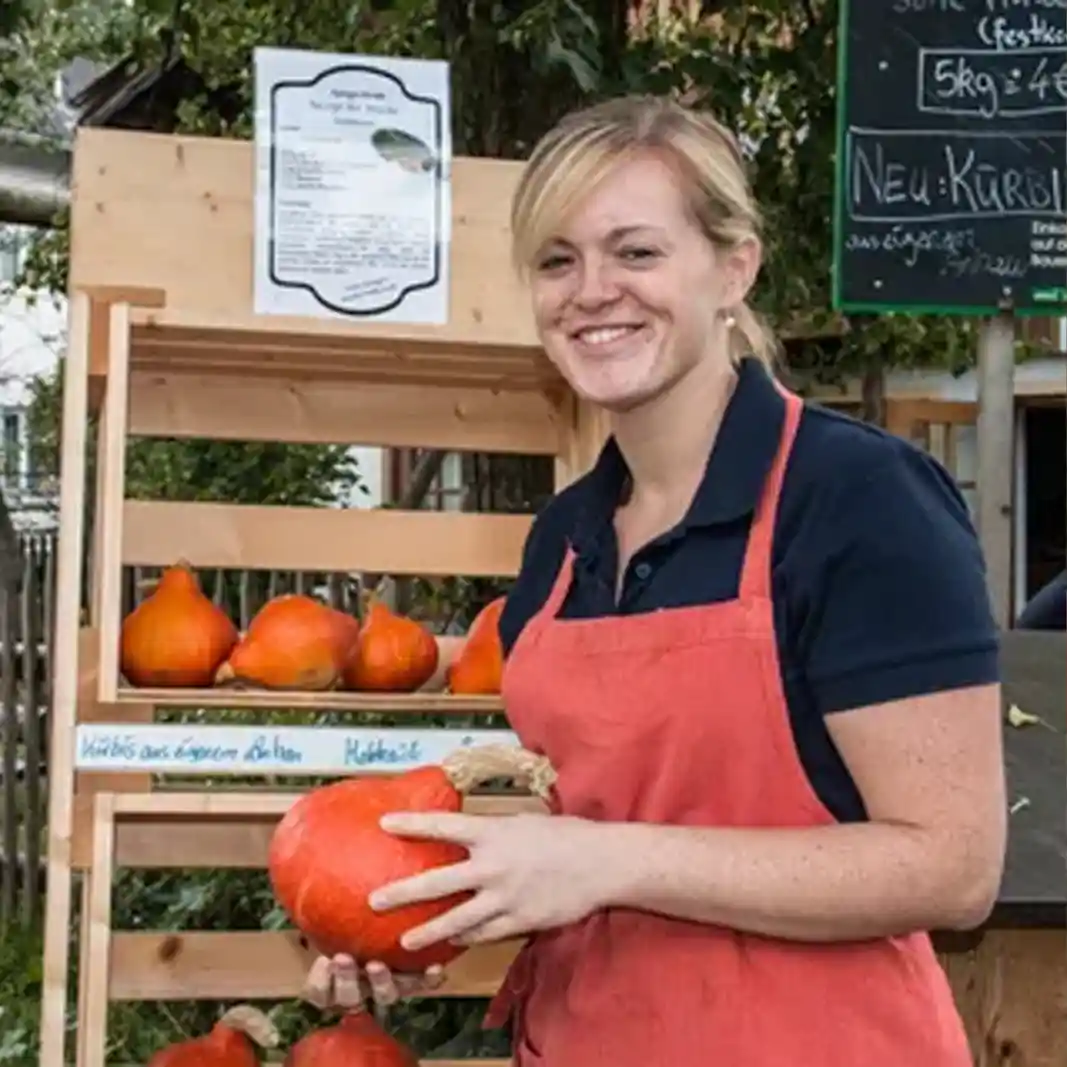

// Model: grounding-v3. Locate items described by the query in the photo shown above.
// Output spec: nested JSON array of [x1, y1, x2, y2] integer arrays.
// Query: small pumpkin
[[120, 560, 238, 688], [216, 595, 357, 691], [268, 744, 556, 972], [447, 596, 506, 695], [147, 1005, 278, 1067], [284, 1009, 418, 1067], [342, 599, 438, 692]]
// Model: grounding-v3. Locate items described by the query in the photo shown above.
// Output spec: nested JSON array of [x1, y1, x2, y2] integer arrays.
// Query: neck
[[611, 357, 739, 502]]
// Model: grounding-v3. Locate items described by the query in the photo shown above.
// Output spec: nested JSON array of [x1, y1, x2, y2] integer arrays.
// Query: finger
[[329, 955, 366, 1010], [453, 916, 519, 946], [394, 963, 446, 996], [369, 859, 482, 912], [365, 960, 400, 1007], [379, 811, 485, 845], [400, 894, 502, 953], [300, 955, 334, 1009]]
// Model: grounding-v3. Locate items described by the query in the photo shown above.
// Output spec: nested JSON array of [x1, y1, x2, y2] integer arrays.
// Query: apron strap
[[738, 389, 804, 601]]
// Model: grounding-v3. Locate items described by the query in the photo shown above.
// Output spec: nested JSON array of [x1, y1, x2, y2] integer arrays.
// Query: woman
[[304, 96, 1007, 1065]]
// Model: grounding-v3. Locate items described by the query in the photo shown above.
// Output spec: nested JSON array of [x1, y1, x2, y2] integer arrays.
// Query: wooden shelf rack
[[41, 125, 608, 1067]]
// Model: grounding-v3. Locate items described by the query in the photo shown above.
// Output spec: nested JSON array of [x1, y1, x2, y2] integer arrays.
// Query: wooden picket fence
[[0, 530, 55, 928]]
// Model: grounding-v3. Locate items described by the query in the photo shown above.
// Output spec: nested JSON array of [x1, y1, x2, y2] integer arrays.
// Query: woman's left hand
[[369, 811, 617, 951]]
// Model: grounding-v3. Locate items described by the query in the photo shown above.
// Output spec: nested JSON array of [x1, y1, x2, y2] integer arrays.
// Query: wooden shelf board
[[108, 930, 521, 1000], [121, 500, 531, 577], [127, 308, 560, 390], [115, 687, 505, 714], [70, 791, 544, 869]]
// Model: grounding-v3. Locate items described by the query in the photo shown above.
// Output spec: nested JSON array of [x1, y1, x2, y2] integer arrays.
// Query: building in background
[[0, 223, 65, 531]]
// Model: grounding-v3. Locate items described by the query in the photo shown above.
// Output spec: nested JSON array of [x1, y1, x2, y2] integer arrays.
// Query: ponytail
[[729, 302, 780, 375]]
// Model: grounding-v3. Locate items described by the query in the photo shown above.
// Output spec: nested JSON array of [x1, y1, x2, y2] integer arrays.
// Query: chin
[[553, 351, 667, 413], [566, 364, 670, 414]]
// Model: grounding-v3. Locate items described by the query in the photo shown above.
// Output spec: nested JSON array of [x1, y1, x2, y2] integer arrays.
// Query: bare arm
[[597, 684, 1007, 940]]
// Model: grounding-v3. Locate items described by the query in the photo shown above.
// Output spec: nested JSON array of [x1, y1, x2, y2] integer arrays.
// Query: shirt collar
[[573, 357, 787, 549]]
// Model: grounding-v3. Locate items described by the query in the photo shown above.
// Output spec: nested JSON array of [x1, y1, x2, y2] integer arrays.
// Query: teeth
[[578, 326, 635, 345]]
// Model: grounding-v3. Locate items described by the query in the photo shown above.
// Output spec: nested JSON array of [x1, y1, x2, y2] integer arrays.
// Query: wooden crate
[[78, 792, 536, 1067], [41, 126, 609, 1067]]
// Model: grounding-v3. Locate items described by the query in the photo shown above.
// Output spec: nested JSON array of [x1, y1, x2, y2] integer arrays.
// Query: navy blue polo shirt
[[498, 358, 1000, 822]]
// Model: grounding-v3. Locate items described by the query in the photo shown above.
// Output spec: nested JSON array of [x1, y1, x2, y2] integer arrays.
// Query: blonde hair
[[511, 95, 778, 370]]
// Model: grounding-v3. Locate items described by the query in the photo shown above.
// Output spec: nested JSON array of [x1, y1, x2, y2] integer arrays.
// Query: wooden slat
[[128, 371, 564, 455], [108, 931, 521, 1000], [70, 792, 545, 869], [123, 501, 531, 576], [111, 688, 504, 713]]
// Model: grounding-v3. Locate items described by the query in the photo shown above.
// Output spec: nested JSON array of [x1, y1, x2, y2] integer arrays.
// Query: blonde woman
[[304, 96, 1006, 1065]]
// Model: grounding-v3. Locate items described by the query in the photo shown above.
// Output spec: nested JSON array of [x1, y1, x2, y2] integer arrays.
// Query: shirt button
[[634, 562, 652, 580]]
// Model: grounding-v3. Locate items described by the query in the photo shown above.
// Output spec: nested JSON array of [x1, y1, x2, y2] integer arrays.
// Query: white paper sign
[[253, 47, 451, 325], [75, 724, 516, 776]]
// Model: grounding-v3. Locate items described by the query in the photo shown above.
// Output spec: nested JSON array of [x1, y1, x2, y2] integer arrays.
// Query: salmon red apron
[[486, 389, 973, 1066]]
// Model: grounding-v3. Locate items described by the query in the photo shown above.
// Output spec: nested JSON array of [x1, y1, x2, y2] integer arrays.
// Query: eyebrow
[[544, 224, 666, 249]]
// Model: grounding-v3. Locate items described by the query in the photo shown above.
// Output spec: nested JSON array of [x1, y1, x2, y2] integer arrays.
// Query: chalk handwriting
[[848, 128, 1066, 223], [920, 48, 1067, 118], [976, 14, 1067, 51]]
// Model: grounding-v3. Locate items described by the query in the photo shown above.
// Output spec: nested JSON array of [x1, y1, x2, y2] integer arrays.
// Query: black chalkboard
[[832, 0, 1067, 315]]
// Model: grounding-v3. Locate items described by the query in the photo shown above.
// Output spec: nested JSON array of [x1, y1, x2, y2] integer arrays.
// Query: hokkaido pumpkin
[[120, 560, 238, 688], [147, 1005, 278, 1067], [268, 744, 556, 972], [216, 595, 358, 691], [284, 1009, 418, 1067], [446, 596, 506, 695], [342, 600, 438, 692]]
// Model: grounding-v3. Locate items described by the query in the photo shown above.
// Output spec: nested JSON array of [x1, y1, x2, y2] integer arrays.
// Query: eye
[[535, 251, 573, 273], [617, 246, 662, 264]]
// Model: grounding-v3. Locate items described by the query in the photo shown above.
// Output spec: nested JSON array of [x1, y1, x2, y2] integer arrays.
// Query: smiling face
[[527, 151, 754, 412]]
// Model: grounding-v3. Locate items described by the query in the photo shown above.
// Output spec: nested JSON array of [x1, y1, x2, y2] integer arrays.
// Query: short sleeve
[[793, 445, 1000, 715], [498, 498, 569, 657]]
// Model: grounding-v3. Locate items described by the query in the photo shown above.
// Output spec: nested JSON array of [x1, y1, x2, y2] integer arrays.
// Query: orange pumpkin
[[342, 600, 438, 692], [216, 595, 357, 691], [120, 560, 238, 688], [447, 596, 506, 695], [268, 745, 556, 972], [284, 1009, 417, 1067], [147, 1005, 278, 1067]]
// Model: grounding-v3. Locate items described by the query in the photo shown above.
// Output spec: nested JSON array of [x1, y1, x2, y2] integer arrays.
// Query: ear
[[721, 236, 762, 308]]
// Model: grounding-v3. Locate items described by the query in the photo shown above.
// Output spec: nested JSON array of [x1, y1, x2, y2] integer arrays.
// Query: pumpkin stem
[[218, 1005, 280, 1049], [215, 660, 237, 685], [442, 744, 557, 801]]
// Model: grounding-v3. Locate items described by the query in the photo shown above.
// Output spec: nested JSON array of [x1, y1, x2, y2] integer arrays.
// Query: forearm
[[596, 820, 996, 942]]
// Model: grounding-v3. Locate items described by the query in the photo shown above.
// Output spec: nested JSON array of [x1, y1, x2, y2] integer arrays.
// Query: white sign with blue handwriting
[[75, 724, 517, 776]]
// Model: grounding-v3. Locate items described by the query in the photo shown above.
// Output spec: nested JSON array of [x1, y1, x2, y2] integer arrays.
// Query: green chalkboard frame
[[830, 2, 1067, 318]]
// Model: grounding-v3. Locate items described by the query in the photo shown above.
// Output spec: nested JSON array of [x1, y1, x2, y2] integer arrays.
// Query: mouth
[[569, 324, 647, 351]]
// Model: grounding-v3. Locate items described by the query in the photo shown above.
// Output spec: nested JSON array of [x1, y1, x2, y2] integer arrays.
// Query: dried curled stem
[[219, 1005, 280, 1049], [442, 744, 557, 802]]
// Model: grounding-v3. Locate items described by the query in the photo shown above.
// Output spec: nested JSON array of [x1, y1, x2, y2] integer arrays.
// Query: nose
[[572, 258, 620, 309]]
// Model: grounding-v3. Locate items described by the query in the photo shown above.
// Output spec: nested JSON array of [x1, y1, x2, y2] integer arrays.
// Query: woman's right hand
[[302, 954, 446, 1010]]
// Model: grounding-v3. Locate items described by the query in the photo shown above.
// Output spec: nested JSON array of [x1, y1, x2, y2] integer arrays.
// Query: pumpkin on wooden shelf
[[216, 595, 359, 691], [342, 598, 438, 692], [120, 560, 238, 688], [447, 596, 506, 695], [268, 744, 556, 972], [284, 1009, 418, 1067], [147, 1005, 279, 1067]]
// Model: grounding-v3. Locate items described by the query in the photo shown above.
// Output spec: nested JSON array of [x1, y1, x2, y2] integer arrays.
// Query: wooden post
[[975, 313, 1016, 627]]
